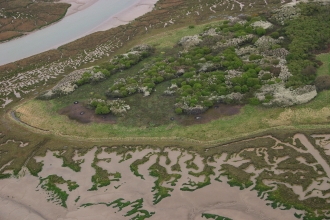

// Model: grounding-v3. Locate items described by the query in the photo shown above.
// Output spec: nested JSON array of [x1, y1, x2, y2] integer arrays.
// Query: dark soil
[[58, 103, 116, 124], [176, 104, 242, 126], [58, 102, 241, 127]]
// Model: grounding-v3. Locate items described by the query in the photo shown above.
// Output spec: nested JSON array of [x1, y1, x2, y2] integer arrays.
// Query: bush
[[249, 97, 260, 105], [270, 31, 279, 39], [234, 85, 242, 92], [315, 75, 330, 92], [175, 108, 183, 114], [95, 105, 110, 115], [271, 59, 280, 65], [249, 54, 263, 61], [188, 25, 195, 29], [261, 73, 272, 80], [255, 27, 266, 36]]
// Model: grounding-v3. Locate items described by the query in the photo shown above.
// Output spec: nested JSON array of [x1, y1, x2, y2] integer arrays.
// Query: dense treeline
[[284, 2, 330, 87]]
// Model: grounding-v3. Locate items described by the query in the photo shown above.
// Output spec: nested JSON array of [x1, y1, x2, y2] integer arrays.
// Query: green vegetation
[[149, 158, 181, 204], [75, 196, 80, 203], [284, 2, 330, 88], [81, 198, 155, 219], [89, 147, 122, 191], [220, 164, 254, 190], [130, 154, 152, 179], [39, 175, 79, 208], [266, 184, 329, 219], [202, 213, 232, 220], [0, 173, 11, 179], [53, 146, 84, 172], [181, 164, 215, 191], [26, 158, 43, 177]]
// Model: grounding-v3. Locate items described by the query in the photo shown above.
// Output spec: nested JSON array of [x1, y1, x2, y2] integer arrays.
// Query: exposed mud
[[58, 103, 116, 124], [58, 102, 241, 127], [176, 104, 242, 126]]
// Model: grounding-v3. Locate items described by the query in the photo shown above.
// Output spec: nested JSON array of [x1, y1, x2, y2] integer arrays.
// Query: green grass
[[39, 175, 79, 208]]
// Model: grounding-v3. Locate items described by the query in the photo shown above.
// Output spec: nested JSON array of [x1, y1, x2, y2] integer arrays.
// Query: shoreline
[[87, 0, 158, 33], [0, 0, 159, 66], [59, 0, 99, 17]]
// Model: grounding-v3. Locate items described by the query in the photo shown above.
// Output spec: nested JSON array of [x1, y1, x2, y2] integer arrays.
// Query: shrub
[[261, 73, 272, 80], [315, 75, 330, 92], [175, 108, 183, 114], [249, 54, 263, 61], [255, 27, 266, 36], [95, 105, 110, 115], [270, 32, 279, 39], [188, 25, 195, 29], [249, 97, 260, 105], [234, 85, 242, 92], [271, 59, 280, 65], [204, 100, 213, 107]]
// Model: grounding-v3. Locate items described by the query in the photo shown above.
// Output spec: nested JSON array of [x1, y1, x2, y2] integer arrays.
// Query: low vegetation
[[81, 198, 155, 219], [39, 174, 79, 208]]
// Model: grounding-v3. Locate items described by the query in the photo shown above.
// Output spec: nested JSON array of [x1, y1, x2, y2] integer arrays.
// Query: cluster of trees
[[284, 2, 330, 87]]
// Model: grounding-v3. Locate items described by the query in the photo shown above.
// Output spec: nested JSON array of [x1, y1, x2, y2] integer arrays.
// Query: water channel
[[0, 0, 147, 66]]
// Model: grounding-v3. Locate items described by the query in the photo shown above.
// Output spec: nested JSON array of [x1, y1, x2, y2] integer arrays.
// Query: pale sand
[[60, 0, 98, 17]]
